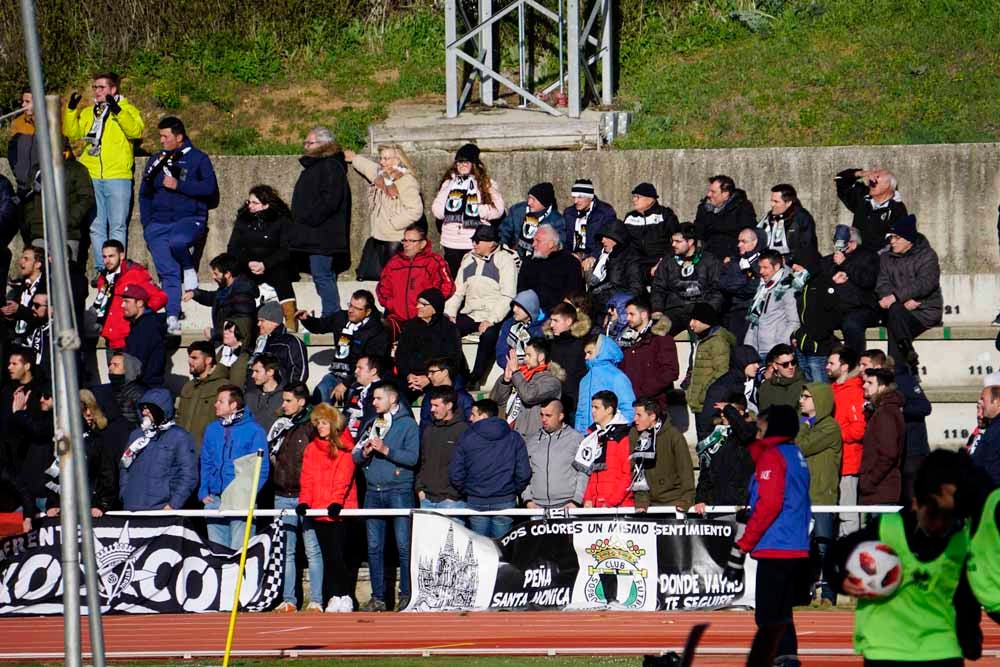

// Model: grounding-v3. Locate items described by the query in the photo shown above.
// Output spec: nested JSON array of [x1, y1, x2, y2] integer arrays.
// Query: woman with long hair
[[431, 143, 505, 277], [227, 184, 298, 329], [297, 403, 358, 612]]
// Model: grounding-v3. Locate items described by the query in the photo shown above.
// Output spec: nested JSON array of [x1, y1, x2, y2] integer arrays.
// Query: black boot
[[896, 338, 920, 375]]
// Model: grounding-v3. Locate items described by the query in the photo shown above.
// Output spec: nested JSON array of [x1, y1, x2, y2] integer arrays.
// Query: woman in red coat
[[297, 403, 358, 612], [580, 390, 635, 508]]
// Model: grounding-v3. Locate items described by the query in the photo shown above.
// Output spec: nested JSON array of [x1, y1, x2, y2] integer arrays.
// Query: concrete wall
[[3, 142, 999, 277]]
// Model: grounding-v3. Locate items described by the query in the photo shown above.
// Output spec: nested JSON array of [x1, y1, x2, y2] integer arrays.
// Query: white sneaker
[[166, 315, 182, 335], [339, 596, 353, 612], [324, 598, 340, 613], [304, 600, 323, 612]]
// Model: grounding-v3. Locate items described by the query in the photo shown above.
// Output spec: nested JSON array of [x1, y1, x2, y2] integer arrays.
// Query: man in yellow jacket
[[63, 72, 144, 275]]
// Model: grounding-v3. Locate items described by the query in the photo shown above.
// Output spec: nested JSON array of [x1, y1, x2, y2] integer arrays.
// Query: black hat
[[762, 404, 800, 440], [527, 182, 557, 210], [418, 288, 445, 315], [597, 220, 629, 246], [887, 214, 918, 243], [631, 182, 659, 199], [471, 224, 498, 243], [690, 302, 719, 327], [455, 143, 481, 165]]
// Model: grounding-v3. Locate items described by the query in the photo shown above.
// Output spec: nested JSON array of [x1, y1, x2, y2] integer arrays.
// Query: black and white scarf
[[517, 207, 551, 257], [354, 407, 395, 453], [590, 248, 611, 283], [506, 320, 533, 364], [757, 213, 789, 253], [221, 408, 245, 428], [220, 345, 242, 368], [121, 417, 177, 469], [442, 176, 483, 229], [267, 417, 294, 457], [83, 97, 119, 156], [331, 318, 365, 377], [573, 412, 629, 473], [91, 268, 120, 320], [14, 276, 41, 336], [28, 320, 49, 366], [345, 383, 371, 438], [630, 421, 661, 492], [617, 320, 652, 350], [571, 202, 593, 253]]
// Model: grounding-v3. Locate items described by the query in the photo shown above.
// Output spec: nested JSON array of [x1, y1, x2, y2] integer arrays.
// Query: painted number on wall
[[943, 429, 970, 440]]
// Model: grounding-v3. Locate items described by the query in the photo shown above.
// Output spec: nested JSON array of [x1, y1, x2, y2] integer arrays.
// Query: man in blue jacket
[[119, 388, 198, 511], [199, 384, 269, 550], [139, 116, 219, 335], [563, 178, 617, 266], [353, 381, 420, 612], [500, 182, 567, 260], [450, 399, 530, 538], [575, 334, 636, 431], [121, 284, 167, 390]]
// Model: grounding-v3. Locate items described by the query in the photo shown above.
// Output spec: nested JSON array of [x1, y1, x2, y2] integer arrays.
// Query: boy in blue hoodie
[[574, 334, 635, 432]]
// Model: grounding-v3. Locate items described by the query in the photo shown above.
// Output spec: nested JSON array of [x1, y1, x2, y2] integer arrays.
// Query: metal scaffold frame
[[445, 0, 614, 119]]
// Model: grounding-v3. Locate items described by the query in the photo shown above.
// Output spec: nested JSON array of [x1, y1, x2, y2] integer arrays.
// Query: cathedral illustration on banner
[[412, 523, 480, 610]]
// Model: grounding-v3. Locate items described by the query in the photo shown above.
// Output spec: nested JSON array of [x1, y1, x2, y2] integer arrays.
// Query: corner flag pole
[[223, 449, 265, 667]]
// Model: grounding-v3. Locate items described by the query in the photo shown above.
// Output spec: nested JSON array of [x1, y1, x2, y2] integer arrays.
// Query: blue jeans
[[205, 497, 253, 551], [144, 217, 207, 316], [364, 487, 414, 601], [796, 351, 829, 383], [812, 511, 836, 602], [274, 495, 324, 606], [312, 372, 344, 405], [468, 500, 514, 538], [309, 254, 340, 317], [421, 497, 467, 526], [91, 179, 132, 271]]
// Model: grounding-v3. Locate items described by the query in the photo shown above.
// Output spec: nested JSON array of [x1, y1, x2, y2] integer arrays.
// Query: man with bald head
[[835, 166, 907, 250], [522, 399, 588, 509], [516, 224, 585, 312]]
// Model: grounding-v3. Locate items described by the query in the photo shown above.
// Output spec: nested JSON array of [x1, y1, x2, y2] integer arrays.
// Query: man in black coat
[[719, 227, 762, 342], [253, 301, 308, 386], [586, 220, 644, 321], [620, 182, 679, 280], [545, 302, 590, 427], [516, 224, 585, 312], [821, 225, 880, 355], [288, 127, 351, 317], [121, 284, 167, 389], [395, 288, 465, 402], [834, 167, 907, 251], [185, 252, 259, 345], [756, 184, 817, 270], [693, 174, 756, 262], [651, 223, 723, 336]]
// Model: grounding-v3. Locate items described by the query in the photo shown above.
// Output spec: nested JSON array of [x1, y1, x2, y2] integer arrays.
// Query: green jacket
[[21, 156, 94, 242], [630, 420, 696, 510], [63, 96, 144, 180], [796, 381, 842, 505], [758, 367, 805, 413], [175, 363, 231, 453], [686, 326, 735, 412]]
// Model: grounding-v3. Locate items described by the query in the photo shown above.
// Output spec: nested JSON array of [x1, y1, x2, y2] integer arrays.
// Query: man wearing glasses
[[25, 292, 51, 381], [758, 343, 805, 413], [376, 224, 455, 340]]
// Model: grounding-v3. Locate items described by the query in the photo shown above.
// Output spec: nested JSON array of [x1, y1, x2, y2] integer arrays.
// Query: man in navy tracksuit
[[734, 404, 812, 667], [139, 116, 218, 335]]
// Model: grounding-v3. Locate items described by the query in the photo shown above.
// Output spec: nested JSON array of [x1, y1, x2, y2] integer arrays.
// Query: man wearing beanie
[[733, 403, 811, 667], [875, 214, 942, 373], [621, 182, 679, 280], [396, 288, 465, 402], [253, 300, 308, 385], [563, 178, 617, 268], [500, 182, 567, 261], [685, 302, 736, 440]]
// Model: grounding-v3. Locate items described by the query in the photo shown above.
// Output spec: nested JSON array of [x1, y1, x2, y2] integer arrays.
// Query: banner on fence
[[405, 513, 755, 612], [0, 517, 283, 615]]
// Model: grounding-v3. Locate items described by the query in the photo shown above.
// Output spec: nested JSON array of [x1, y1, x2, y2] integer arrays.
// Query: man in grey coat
[[875, 214, 942, 373], [743, 250, 801, 361], [491, 337, 564, 438], [523, 399, 588, 509]]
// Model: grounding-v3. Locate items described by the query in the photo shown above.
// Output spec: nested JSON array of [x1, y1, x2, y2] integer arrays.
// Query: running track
[[1, 611, 998, 664]]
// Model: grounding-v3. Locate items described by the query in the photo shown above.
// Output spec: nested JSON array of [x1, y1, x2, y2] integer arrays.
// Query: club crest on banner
[[584, 537, 648, 609], [94, 522, 155, 604]]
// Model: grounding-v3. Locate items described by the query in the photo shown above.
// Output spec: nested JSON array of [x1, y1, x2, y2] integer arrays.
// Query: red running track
[[0, 610, 997, 665]]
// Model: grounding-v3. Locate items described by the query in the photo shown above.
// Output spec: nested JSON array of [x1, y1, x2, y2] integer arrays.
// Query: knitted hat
[[454, 143, 481, 165], [258, 300, 283, 324], [471, 224, 498, 243], [631, 182, 659, 199], [418, 288, 445, 315], [571, 178, 595, 199], [887, 214, 918, 243], [120, 284, 149, 302], [527, 182, 557, 210], [762, 404, 800, 440], [690, 302, 719, 328]]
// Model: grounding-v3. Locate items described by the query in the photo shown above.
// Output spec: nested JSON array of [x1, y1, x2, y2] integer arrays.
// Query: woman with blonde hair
[[431, 143, 506, 277], [296, 403, 358, 612], [344, 144, 425, 280], [80, 389, 131, 515]]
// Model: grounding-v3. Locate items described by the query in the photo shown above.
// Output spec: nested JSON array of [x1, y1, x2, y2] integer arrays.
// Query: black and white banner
[[406, 513, 755, 612], [0, 517, 284, 615]]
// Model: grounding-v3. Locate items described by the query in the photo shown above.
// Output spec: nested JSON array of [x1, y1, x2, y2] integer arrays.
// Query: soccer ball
[[845, 540, 902, 598]]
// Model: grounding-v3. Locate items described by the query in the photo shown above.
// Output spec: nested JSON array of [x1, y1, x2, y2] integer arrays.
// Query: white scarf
[[121, 417, 177, 469], [221, 408, 245, 427], [83, 97, 119, 156], [630, 421, 661, 492], [354, 406, 396, 454], [591, 248, 611, 283], [573, 412, 629, 473], [758, 213, 789, 253], [617, 320, 652, 349], [220, 345, 241, 367]]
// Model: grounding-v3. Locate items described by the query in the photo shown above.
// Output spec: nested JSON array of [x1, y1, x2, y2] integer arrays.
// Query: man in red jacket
[[860, 368, 905, 506], [376, 224, 455, 339], [578, 390, 633, 508], [826, 345, 866, 536], [90, 240, 167, 350]]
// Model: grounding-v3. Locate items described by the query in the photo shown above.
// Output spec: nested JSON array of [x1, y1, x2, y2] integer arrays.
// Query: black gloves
[[327, 503, 343, 518], [104, 95, 121, 115], [68, 93, 82, 110], [295, 502, 309, 517]]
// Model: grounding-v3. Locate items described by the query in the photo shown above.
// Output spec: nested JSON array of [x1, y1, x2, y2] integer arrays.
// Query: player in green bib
[[826, 450, 983, 667], [968, 486, 1000, 624]]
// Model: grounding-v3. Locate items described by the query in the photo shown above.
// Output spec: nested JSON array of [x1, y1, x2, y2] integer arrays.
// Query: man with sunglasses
[[759, 343, 805, 413], [25, 292, 51, 382]]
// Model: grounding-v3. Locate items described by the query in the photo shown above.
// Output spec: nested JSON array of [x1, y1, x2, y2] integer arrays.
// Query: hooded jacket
[[876, 234, 943, 329], [139, 139, 218, 224], [835, 168, 908, 251], [175, 362, 232, 453], [450, 416, 531, 504], [587, 221, 645, 302], [63, 96, 144, 180], [494, 290, 545, 369], [492, 363, 565, 438], [444, 246, 519, 325], [516, 248, 586, 312], [192, 274, 260, 345], [352, 154, 425, 242], [630, 420, 695, 510], [758, 367, 805, 413], [796, 382, 843, 505], [270, 406, 315, 497], [563, 198, 618, 258], [377, 244, 456, 322], [288, 144, 351, 257], [301, 308, 389, 386], [500, 202, 568, 258], [259, 323, 308, 385], [523, 424, 587, 507], [620, 203, 679, 274], [227, 205, 293, 276], [299, 431, 358, 521], [574, 335, 636, 432], [618, 317, 679, 411], [198, 408, 270, 501], [701, 344, 760, 428], [545, 312, 591, 426], [353, 407, 420, 490], [119, 388, 198, 510], [124, 310, 167, 389], [650, 249, 724, 314], [694, 405, 757, 506], [21, 156, 94, 243], [582, 422, 634, 508], [694, 189, 757, 262], [792, 269, 841, 357], [738, 435, 811, 558], [831, 370, 867, 476], [97, 260, 168, 350], [416, 413, 469, 502], [396, 313, 465, 379], [860, 389, 905, 504], [686, 326, 736, 413]]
